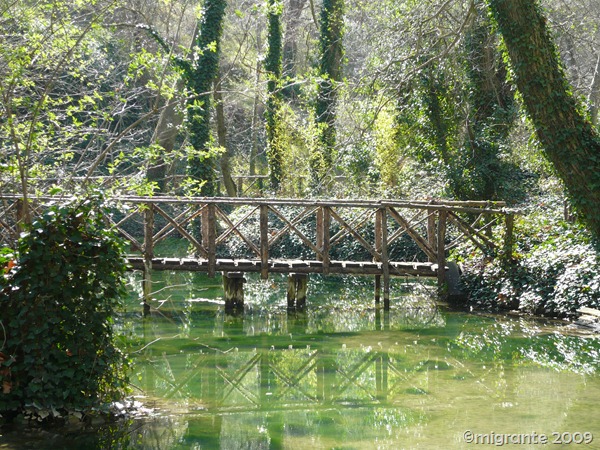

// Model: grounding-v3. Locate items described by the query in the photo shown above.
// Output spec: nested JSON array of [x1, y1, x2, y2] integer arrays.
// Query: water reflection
[[4, 273, 600, 449], [119, 271, 600, 449]]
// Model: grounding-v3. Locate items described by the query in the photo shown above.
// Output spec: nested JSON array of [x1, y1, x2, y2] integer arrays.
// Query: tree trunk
[[488, 0, 600, 237], [214, 73, 237, 197], [282, 0, 307, 99], [265, 0, 284, 191], [311, 0, 344, 188], [589, 52, 600, 126], [250, 19, 263, 179], [147, 25, 200, 193], [147, 85, 185, 192], [187, 0, 227, 197]]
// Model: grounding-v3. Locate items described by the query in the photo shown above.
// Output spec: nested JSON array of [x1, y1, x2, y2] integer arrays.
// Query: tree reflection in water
[[113, 273, 600, 449]]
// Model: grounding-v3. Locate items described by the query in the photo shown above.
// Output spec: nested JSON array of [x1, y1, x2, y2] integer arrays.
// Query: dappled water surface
[[2, 272, 600, 449]]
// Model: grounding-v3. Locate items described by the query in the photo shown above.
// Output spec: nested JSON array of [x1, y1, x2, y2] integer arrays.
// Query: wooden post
[[316, 206, 330, 274], [142, 204, 154, 316], [260, 204, 269, 280], [437, 210, 447, 297], [202, 204, 217, 278], [427, 212, 437, 263], [287, 273, 308, 309], [504, 213, 514, 260], [222, 272, 245, 312], [375, 208, 390, 310], [374, 276, 381, 304]]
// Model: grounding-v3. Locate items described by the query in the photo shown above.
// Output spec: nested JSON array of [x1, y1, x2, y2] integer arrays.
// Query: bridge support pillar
[[223, 272, 245, 312], [374, 276, 391, 310], [287, 273, 308, 309]]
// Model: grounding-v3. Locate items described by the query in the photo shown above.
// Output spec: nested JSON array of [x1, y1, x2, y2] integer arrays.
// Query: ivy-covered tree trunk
[[186, 0, 227, 197], [488, 0, 600, 236], [461, 7, 515, 201], [311, 0, 344, 187], [265, 0, 284, 191], [147, 25, 200, 194]]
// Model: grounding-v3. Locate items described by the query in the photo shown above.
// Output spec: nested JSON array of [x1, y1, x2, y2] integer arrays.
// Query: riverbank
[[458, 205, 600, 318]]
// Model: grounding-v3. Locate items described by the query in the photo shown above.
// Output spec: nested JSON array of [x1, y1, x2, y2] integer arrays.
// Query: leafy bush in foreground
[[0, 197, 130, 421]]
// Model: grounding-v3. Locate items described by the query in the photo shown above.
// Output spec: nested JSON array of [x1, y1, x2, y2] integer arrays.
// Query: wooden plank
[[126, 257, 442, 277], [153, 206, 194, 242], [329, 207, 378, 260], [142, 204, 155, 303], [205, 204, 217, 277], [447, 212, 496, 253], [578, 307, 600, 318], [330, 208, 374, 246], [214, 205, 261, 256], [268, 206, 321, 255], [376, 208, 390, 309], [427, 212, 437, 263], [316, 206, 331, 274]]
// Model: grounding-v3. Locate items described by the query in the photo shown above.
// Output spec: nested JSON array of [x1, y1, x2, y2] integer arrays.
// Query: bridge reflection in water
[[117, 280, 598, 450], [131, 294, 448, 447]]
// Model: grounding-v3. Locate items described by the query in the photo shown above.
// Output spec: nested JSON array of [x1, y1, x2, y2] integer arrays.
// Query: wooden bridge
[[0, 195, 515, 310], [0, 195, 515, 308]]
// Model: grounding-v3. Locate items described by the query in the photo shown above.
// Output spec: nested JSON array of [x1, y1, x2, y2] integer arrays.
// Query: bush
[[460, 212, 600, 317], [0, 196, 130, 421]]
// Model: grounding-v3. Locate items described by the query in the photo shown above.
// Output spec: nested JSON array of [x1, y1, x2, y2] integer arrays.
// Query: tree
[[311, 0, 344, 188], [265, 0, 284, 190], [282, 0, 308, 99], [459, 5, 516, 200], [184, 0, 227, 197], [0, 0, 164, 218], [488, 0, 600, 236]]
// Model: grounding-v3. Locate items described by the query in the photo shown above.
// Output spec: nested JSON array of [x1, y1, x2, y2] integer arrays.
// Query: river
[[2, 271, 599, 449]]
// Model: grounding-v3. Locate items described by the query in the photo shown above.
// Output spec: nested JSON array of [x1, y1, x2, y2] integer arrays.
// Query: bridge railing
[[0, 194, 516, 304]]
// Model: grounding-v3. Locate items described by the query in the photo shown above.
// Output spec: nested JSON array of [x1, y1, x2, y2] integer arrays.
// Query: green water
[[2, 272, 600, 449]]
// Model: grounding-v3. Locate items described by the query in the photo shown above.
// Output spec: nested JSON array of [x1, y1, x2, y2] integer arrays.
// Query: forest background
[[2, 0, 600, 315]]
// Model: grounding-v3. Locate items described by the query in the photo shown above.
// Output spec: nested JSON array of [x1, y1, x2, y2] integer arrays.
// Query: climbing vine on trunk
[[488, 0, 600, 237], [311, 0, 344, 188], [184, 0, 227, 197], [265, 0, 284, 191]]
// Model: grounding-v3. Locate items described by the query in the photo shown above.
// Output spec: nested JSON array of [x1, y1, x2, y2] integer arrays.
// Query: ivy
[[487, 0, 600, 237], [0, 196, 129, 421], [265, 0, 284, 190], [186, 0, 227, 197], [311, 0, 345, 188]]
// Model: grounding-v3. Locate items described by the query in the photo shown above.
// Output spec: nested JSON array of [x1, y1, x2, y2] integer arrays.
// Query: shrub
[[0, 196, 130, 421], [460, 213, 600, 317]]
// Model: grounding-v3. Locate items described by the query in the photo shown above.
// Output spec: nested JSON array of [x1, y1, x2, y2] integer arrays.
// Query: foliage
[[265, 0, 284, 190], [183, 0, 228, 197], [311, 0, 345, 188], [460, 208, 600, 317], [0, 197, 130, 419], [220, 205, 425, 262], [0, 0, 174, 198], [487, 0, 600, 237]]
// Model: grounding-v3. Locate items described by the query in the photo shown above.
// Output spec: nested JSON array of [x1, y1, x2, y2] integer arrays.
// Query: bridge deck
[[127, 257, 440, 277]]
